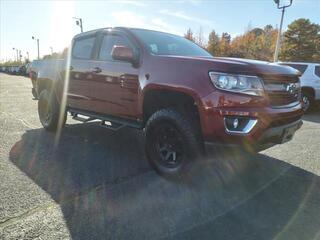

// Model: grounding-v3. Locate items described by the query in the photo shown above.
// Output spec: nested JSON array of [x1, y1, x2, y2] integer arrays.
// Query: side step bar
[[69, 108, 142, 131], [100, 120, 124, 131], [72, 113, 96, 123]]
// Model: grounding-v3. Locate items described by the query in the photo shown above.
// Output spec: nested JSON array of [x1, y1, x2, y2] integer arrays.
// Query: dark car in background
[[0, 64, 29, 76], [18, 65, 27, 76]]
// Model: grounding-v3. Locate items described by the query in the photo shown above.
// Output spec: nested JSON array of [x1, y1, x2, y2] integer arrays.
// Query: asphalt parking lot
[[0, 73, 320, 240]]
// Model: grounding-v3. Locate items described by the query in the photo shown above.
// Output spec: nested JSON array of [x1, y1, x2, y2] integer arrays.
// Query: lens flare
[[54, 45, 72, 147]]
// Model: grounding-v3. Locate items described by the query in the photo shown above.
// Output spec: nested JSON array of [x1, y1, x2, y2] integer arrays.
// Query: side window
[[98, 34, 132, 61], [73, 37, 95, 59], [168, 43, 179, 54], [315, 66, 320, 78]]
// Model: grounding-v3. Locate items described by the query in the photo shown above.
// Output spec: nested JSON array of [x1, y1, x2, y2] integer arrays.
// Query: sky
[[0, 0, 319, 62]]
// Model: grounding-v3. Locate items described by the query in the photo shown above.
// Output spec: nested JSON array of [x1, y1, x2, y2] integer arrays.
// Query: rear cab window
[[72, 37, 96, 59]]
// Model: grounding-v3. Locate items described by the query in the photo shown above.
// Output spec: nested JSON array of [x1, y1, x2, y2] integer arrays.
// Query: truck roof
[[73, 27, 179, 39], [73, 27, 133, 39]]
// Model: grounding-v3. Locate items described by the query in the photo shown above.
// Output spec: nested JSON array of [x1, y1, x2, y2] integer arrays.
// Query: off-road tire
[[38, 89, 66, 132], [145, 108, 203, 176]]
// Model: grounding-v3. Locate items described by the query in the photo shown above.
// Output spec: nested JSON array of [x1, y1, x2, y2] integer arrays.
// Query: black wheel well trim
[[142, 89, 201, 126], [37, 78, 60, 102]]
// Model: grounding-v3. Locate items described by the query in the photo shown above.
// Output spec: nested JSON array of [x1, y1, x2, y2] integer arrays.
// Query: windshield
[[130, 29, 212, 57]]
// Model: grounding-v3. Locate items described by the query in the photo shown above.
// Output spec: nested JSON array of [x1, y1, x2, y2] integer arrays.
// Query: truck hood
[[214, 57, 300, 76], [159, 55, 300, 78]]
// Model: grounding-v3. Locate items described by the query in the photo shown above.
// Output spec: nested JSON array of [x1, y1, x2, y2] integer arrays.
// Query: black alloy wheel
[[152, 122, 185, 169], [38, 90, 53, 128]]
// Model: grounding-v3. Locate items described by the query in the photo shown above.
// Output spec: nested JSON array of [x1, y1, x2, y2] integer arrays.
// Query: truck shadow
[[9, 123, 320, 239]]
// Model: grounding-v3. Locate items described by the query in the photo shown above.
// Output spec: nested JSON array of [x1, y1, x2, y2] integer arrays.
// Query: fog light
[[224, 117, 258, 134], [233, 118, 239, 129]]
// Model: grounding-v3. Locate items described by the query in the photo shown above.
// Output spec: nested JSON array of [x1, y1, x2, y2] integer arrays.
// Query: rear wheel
[[145, 108, 203, 176], [38, 89, 66, 131]]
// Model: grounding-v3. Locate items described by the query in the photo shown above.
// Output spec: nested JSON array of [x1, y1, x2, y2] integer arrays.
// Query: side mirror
[[111, 45, 135, 63]]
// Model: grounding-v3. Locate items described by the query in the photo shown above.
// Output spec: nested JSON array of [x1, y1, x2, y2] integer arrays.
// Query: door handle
[[91, 67, 102, 74], [119, 75, 126, 87]]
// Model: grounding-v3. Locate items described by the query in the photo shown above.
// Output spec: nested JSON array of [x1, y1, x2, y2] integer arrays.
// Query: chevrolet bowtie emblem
[[286, 83, 296, 94]]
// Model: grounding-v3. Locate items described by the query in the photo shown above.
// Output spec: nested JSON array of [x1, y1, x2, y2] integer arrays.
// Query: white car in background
[[278, 62, 320, 112]]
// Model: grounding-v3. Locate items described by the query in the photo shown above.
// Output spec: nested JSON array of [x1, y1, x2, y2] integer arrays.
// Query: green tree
[[262, 25, 278, 61], [207, 30, 220, 56], [280, 18, 320, 62], [42, 52, 61, 60], [184, 28, 195, 42], [195, 27, 205, 47], [229, 32, 256, 59], [218, 32, 231, 56], [228, 25, 278, 61]]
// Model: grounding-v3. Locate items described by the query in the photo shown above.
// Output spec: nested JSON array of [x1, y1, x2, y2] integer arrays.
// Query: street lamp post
[[273, 0, 293, 62], [12, 48, 16, 61], [32, 36, 40, 59], [73, 17, 83, 33], [12, 48, 18, 62], [50, 47, 53, 55]]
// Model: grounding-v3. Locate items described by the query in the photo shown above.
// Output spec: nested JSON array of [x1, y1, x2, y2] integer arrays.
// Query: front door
[[86, 32, 140, 120]]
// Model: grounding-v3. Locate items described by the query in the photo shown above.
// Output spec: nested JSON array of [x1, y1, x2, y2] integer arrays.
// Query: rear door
[[87, 31, 140, 119], [68, 34, 99, 111]]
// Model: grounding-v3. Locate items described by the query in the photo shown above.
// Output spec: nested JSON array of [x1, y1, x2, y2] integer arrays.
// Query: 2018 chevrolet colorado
[[36, 27, 303, 175]]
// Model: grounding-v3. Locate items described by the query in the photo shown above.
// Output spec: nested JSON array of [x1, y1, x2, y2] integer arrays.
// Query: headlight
[[209, 72, 264, 96]]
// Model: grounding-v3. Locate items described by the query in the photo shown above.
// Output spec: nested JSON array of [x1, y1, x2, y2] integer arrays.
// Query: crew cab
[[36, 27, 303, 175], [278, 62, 320, 112]]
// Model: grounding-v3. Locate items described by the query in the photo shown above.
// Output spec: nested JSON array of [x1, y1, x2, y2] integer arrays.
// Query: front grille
[[269, 115, 301, 128], [267, 91, 300, 106], [262, 76, 300, 107]]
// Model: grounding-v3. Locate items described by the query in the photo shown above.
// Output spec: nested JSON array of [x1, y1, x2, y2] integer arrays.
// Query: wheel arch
[[141, 85, 203, 130], [37, 77, 60, 103]]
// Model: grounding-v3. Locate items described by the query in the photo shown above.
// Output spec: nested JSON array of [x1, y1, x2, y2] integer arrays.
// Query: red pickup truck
[[36, 27, 303, 175]]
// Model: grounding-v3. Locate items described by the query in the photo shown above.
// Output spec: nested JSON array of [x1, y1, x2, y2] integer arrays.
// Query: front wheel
[[145, 108, 203, 176], [38, 89, 66, 131]]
